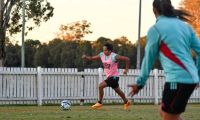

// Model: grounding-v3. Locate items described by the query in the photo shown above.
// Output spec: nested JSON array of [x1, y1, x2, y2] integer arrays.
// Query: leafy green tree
[[113, 36, 136, 68], [5, 42, 20, 67], [0, 0, 54, 66], [60, 41, 78, 68], [47, 39, 63, 67], [75, 41, 92, 71], [25, 39, 41, 67], [34, 43, 49, 67]]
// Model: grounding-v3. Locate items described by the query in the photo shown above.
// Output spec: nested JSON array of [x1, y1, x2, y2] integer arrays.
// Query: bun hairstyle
[[153, 0, 191, 21]]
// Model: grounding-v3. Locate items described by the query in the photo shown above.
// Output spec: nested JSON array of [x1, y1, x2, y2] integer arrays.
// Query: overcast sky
[[12, 0, 182, 44]]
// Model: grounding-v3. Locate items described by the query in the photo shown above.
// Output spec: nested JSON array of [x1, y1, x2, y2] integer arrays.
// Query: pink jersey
[[100, 52, 119, 78]]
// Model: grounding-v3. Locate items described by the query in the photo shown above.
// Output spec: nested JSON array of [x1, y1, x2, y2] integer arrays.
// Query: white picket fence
[[0, 67, 200, 105]]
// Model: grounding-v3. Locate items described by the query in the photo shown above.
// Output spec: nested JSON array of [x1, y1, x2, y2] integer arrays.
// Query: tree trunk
[[0, 27, 5, 67], [0, 1, 5, 67]]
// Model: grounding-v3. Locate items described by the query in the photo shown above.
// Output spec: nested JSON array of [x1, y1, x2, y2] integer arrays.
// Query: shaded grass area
[[0, 104, 200, 120]]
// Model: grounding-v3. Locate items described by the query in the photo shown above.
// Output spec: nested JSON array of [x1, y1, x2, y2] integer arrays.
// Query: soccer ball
[[61, 100, 71, 110]]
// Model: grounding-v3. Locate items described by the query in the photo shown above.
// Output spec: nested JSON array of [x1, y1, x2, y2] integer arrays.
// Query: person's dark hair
[[153, 0, 191, 21], [104, 43, 113, 51]]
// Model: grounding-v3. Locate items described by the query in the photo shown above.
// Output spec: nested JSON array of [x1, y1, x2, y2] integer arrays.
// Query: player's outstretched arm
[[82, 54, 100, 61]]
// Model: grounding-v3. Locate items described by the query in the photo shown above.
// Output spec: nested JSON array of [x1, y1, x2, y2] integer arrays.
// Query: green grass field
[[0, 104, 200, 120]]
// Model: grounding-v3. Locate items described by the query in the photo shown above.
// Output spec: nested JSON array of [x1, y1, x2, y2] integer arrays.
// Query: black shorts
[[104, 77, 119, 89], [161, 82, 196, 114]]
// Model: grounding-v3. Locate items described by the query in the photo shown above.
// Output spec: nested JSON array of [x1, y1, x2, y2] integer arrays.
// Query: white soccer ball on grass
[[61, 100, 71, 110]]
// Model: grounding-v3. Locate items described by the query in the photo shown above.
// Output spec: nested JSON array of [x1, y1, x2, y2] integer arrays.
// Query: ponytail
[[153, 0, 191, 21]]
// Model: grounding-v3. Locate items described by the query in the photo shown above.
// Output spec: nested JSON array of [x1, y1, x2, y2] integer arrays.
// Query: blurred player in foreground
[[128, 0, 200, 120]]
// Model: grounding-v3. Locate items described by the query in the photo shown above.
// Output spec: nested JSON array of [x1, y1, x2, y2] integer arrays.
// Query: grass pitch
[[0, 104, 200, 120]]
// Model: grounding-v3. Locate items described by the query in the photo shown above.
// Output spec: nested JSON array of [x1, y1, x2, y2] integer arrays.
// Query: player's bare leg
[[92, 81, 107, 109], [114, 87, 130, 110]]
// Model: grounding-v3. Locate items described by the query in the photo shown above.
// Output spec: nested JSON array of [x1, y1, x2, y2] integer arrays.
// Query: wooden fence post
[[154, 69, 159, 105], [37, 66, 43, 106], [98, 68, 103, 100]]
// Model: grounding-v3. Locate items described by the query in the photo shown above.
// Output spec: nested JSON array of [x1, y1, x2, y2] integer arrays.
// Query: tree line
[[5, 36, 155, 69]]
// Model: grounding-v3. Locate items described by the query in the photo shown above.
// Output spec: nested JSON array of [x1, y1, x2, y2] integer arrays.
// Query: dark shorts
[[161, 82, 197, 114], [104, 77, 119, 89]]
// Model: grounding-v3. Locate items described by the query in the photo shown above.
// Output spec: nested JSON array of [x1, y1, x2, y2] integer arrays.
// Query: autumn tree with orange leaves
[[180, 0, 200, 37], [57, 20, 92, 41]]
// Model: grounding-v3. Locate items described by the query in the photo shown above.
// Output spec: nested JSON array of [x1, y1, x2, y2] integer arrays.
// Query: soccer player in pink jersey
[[82, 43, 131, 110]]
